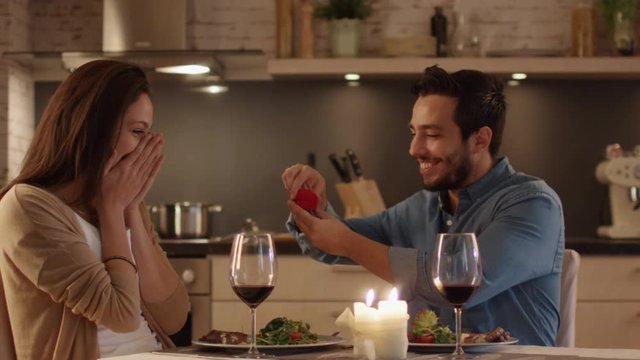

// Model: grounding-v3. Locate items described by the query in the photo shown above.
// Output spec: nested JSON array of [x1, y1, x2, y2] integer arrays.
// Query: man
[[281, 65, 564, 346]]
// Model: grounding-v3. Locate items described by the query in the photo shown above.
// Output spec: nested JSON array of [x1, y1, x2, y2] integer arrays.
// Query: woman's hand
[[281, 164, 328, 213], [100, 133, 164, 213]]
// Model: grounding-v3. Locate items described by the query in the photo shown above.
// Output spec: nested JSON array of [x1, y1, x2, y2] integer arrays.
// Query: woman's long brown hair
[[0, 60, 150, 205]]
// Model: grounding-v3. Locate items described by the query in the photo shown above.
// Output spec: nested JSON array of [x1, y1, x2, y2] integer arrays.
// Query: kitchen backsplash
[[35, 78, 640, 238]]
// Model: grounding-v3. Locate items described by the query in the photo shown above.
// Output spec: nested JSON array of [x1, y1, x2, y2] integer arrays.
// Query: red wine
[[436, 284, 478, 307], [232, 285, 274, 308]]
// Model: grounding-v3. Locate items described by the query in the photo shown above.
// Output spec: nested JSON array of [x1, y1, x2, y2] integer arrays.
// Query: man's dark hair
[[411, 65, 506, 158]]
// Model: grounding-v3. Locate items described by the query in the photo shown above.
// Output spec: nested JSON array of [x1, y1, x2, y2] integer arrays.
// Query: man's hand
[[282, 164, 327, 213], [287, 200, 351, 257]]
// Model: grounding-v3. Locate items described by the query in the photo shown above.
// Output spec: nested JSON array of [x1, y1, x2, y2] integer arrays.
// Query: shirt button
[[446, 220, 453, 226]]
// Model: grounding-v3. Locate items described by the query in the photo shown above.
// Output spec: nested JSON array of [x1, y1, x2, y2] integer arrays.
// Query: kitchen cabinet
[[209, 255, 393, 337], [268, 57, 640, 80], [575, 256, 640, 349]]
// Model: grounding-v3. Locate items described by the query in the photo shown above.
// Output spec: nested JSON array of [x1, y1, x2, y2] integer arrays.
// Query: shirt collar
[[438, 156, 514, 213]]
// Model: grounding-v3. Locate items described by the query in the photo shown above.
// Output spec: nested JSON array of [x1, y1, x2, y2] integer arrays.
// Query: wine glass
[[229, 232, 278, 358], [431, 233, 482, 358]]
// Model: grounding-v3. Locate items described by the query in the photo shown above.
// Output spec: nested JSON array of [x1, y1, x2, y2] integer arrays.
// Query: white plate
[[409, 338, 518, 352], [192, 335, 344, 350]]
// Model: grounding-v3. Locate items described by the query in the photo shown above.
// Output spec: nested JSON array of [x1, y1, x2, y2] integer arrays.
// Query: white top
[[74, 213, 162, 358]]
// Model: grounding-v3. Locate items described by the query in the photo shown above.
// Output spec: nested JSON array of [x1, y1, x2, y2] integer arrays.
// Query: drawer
[[577, 256, 640, 300], [169, 257, 211, 295], [575, 301, 640, 349], [211, 255, 392, 301], [211, 301, 353, 337]]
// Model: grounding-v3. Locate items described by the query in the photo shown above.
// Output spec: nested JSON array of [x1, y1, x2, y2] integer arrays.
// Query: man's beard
[[422, 147, 473, 192]]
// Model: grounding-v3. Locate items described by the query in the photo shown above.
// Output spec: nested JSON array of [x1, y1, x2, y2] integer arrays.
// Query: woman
[[0, 60, 189, 359]]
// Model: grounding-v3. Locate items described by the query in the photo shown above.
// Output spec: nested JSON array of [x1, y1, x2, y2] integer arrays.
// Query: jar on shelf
[[449, 11, 481, 57], [613, 10, 636, 56]]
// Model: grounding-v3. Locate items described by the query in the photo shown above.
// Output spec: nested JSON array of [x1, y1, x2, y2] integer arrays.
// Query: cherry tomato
[[290, 331, 302, 342], [414, 334, 435, 343]]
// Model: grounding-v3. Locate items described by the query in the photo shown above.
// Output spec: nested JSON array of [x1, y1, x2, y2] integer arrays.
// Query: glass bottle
[[449, 11, 481, 57], [431, 6, 448, 57]]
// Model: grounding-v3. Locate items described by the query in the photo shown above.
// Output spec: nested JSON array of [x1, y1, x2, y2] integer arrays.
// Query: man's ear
[[473, 126, 493, 153]]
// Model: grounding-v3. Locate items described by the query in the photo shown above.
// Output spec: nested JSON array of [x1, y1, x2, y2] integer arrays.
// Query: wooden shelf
[[268, 57, 640, 80]]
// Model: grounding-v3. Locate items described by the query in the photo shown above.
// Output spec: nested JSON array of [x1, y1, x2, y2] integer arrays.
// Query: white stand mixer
[[595, 144, 640, 238]]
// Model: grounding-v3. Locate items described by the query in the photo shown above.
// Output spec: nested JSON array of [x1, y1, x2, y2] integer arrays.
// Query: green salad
[[410, 309, 454, 344], [257, 317, 319, 345]]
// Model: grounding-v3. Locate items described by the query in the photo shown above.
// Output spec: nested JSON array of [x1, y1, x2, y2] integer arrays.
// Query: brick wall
[[28, 0, 609, 56], [0, 0, 32, 185]]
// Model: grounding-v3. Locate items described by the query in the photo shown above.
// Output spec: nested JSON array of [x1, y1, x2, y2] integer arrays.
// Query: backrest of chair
[[556, 249, 580, 347]]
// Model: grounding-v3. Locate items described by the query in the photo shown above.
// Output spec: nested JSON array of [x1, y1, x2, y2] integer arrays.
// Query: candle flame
[[388, 287, 398, 301], [365, 289, 375, 306]]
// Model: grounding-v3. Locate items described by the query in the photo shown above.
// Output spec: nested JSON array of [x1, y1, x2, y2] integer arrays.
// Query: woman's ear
[[473, 126, 493, 153]]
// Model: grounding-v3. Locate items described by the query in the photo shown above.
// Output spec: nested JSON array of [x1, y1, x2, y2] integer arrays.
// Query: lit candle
[[371, 287, 409, 360], [377, 287, 408, 319], [353, 289, 378, 360], [354, 289, 378, 322]]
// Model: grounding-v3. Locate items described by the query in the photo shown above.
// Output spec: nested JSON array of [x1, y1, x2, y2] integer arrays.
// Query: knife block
[[335, 179, 386, 218]]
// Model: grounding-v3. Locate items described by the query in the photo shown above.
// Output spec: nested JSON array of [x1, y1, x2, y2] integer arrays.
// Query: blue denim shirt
[[287, 157, 565, 346]]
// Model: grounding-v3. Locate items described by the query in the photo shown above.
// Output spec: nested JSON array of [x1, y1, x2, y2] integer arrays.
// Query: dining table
[[105, 344, 640, 360]]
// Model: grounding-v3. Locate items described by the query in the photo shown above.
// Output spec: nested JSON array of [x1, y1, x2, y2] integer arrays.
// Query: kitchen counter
[[160, 236, 640, 257], [565, 236, 640, 255], [159, 236, 302, 257]]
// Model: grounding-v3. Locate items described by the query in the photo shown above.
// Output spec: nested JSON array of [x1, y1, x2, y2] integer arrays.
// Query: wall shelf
[[268, 57, 640, 80]]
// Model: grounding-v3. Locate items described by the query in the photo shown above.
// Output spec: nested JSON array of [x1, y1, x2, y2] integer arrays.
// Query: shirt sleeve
[[286, 200, 424, 299], [467, 189, 564, 307]]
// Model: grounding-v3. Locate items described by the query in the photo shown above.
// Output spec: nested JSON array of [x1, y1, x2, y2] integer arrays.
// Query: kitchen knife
[[346, 149, 363, 180], [329, 153, 351, 182]]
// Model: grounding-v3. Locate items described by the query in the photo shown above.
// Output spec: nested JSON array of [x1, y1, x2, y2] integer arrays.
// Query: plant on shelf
[[596, 0, 638, 55], [314, 0, 373, 57]]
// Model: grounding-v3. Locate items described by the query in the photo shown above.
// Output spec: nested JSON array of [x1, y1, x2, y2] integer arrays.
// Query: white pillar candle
[[377, 287, 408, 319], [371, 287, 409, 360], [354, 289, 378, 322]]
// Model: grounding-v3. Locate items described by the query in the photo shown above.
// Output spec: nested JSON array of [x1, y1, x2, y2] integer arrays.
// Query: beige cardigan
[[0, 184, 190, 359]]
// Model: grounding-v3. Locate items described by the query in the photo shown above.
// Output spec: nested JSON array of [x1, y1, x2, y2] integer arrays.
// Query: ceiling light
[[155, 64, 210, 75], [511, 72, 527, 80], [344, 73, 360, 81]]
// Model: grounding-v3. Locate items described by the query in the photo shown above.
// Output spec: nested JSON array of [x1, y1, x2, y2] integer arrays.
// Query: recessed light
[[344, 73, 360, 81], [200, 84, 229, 94], [155, 65, 211, 75], [511, 73, 527, 80]]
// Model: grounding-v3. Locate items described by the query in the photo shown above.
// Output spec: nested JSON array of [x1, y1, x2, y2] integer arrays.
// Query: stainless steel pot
[[150, 202, 223, 239]]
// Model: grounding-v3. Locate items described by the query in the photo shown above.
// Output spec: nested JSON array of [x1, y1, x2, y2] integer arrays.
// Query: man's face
[[408, 95, 473, 192]]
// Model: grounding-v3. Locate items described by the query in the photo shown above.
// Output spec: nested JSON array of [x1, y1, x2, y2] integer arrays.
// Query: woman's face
[[115, 93, 153, 160]]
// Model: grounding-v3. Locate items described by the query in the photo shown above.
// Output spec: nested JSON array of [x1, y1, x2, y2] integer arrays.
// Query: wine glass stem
[[454, 307, 464, 357], [248, 307, 259, 357]]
